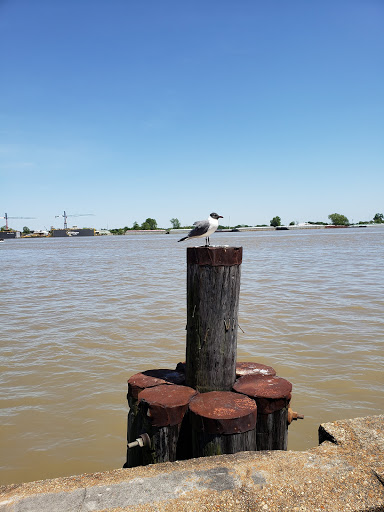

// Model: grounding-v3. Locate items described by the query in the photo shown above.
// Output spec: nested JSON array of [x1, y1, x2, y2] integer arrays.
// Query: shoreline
[[1, 415, 383, 511], [2, 224, 383, 239], [168, 223, 384, 235]]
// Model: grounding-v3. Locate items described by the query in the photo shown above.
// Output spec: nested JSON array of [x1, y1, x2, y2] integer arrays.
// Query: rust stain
[[187, 246, 243, 267], [128, 369, 185, 399], [189, 391, 257, 434], [138, 384, 198, 427], [233, 375, 293, 414]]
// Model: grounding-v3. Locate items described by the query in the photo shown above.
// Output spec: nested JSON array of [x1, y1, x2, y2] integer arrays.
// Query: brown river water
[[1, 227, 383, 485]]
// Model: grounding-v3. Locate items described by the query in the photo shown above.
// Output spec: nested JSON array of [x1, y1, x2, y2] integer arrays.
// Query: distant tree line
[[328, 213, 349, 226], [14, 212, 380, 236], [106, 211, 384, 235], [268, 212, 384, 227], [109, 218, 158, 235], [328, 212, 383, 225], [270, 216, 281, 227]]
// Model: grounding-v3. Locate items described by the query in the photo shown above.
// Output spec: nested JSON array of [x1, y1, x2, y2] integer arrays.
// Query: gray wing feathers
[[188, 220, 209, 237]]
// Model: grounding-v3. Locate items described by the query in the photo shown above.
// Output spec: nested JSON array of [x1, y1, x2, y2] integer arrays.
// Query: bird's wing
[[188, 220, 209, 237]]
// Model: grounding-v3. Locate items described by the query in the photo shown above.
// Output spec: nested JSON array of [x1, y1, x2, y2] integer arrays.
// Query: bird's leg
[[205, 237, 210, 247]]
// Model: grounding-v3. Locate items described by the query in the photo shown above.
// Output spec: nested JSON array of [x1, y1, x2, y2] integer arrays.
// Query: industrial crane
[[55, 211, 93, 229], [0, 213, 35, 230]]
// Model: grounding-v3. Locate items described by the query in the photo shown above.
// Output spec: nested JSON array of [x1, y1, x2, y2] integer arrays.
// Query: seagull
[[178, 213, 223, 246]]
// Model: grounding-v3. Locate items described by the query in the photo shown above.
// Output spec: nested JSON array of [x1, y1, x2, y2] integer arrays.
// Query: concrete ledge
[[1, 415, 383, 512], [124, 230, 167, 235]]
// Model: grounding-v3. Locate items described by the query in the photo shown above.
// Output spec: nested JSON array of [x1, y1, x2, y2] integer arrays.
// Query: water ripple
[[0, 228, 383, 484]]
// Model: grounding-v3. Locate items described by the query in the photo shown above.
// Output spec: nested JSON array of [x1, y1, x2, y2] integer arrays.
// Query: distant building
[[32, 230, 49, 237], [52, 228, 95, 237], [0, 230, 21, 239], [95, 229, 112, 235]]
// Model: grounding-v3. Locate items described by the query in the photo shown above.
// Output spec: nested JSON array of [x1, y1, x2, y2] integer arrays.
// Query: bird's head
[[210, 213, 223, 220]]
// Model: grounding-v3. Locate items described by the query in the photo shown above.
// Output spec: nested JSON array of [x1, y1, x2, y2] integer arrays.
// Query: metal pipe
[[287, 408, 304, 424], [127, 433, 151, 449]]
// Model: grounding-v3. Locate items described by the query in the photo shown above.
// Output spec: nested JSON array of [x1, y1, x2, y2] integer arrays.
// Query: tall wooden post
[[185, 246, 242, 393]]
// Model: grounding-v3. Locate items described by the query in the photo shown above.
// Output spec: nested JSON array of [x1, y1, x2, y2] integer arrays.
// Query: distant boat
[[52, 228, 94, 237], [0, 238, 4, 243]]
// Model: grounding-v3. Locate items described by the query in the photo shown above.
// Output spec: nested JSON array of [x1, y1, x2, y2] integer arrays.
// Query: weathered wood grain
[[256, 407, 289, 450], [185, 248, 242, 392], [191, 429, 257, 457]]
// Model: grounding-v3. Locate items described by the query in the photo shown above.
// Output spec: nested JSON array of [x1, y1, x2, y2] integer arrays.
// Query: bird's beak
[[218, 215, 223, 219]]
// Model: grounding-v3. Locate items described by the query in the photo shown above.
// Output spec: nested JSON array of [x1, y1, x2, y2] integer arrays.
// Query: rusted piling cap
[[138, 384, 197, 427], [233, 375, 292, 414], [189, 391, 257, 434], [236, 362, 276, 378], [187, 246, 242, 266], [128, 369, 185, 399]]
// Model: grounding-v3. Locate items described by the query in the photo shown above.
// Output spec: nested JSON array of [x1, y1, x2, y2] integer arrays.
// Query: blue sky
[[1, 0, 383, 230]]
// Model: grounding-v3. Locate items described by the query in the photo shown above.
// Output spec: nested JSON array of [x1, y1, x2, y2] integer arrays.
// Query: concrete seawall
[[1, 415, 383, 512]]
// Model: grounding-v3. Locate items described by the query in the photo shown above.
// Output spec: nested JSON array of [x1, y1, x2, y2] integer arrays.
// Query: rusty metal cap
[[236, 362, 276, 378], [189, 391, 257, 434], [138, 384, 198, 427], [233, 375, 292, 414], [128, 369, 185, 400], [187, 246, 242, 266]]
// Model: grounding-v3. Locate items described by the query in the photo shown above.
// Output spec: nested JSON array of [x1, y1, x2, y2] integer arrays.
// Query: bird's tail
[[178, 236, 188, 242]]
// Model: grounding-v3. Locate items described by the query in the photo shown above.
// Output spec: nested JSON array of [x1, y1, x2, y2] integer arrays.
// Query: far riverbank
[[166, 223, 384, 235]]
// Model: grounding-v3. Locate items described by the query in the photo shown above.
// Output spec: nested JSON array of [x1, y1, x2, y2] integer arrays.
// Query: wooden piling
[[185, 246, 242, 392], [124, 243, 302, 467], [233, 375, 292, 450], [125, 369, 185, 468], [189, 391, 257, 457], [136, 384, 197, 465]]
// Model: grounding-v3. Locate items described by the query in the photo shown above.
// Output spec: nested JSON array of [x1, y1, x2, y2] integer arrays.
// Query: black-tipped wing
[[187, 220, 210, 238]]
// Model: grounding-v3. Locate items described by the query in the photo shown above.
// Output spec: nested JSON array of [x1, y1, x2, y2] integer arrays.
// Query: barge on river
[[52, 228, 95, 237]]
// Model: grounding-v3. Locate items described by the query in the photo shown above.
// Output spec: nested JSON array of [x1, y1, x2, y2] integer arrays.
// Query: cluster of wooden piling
[[125, 246, 302, 468]]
